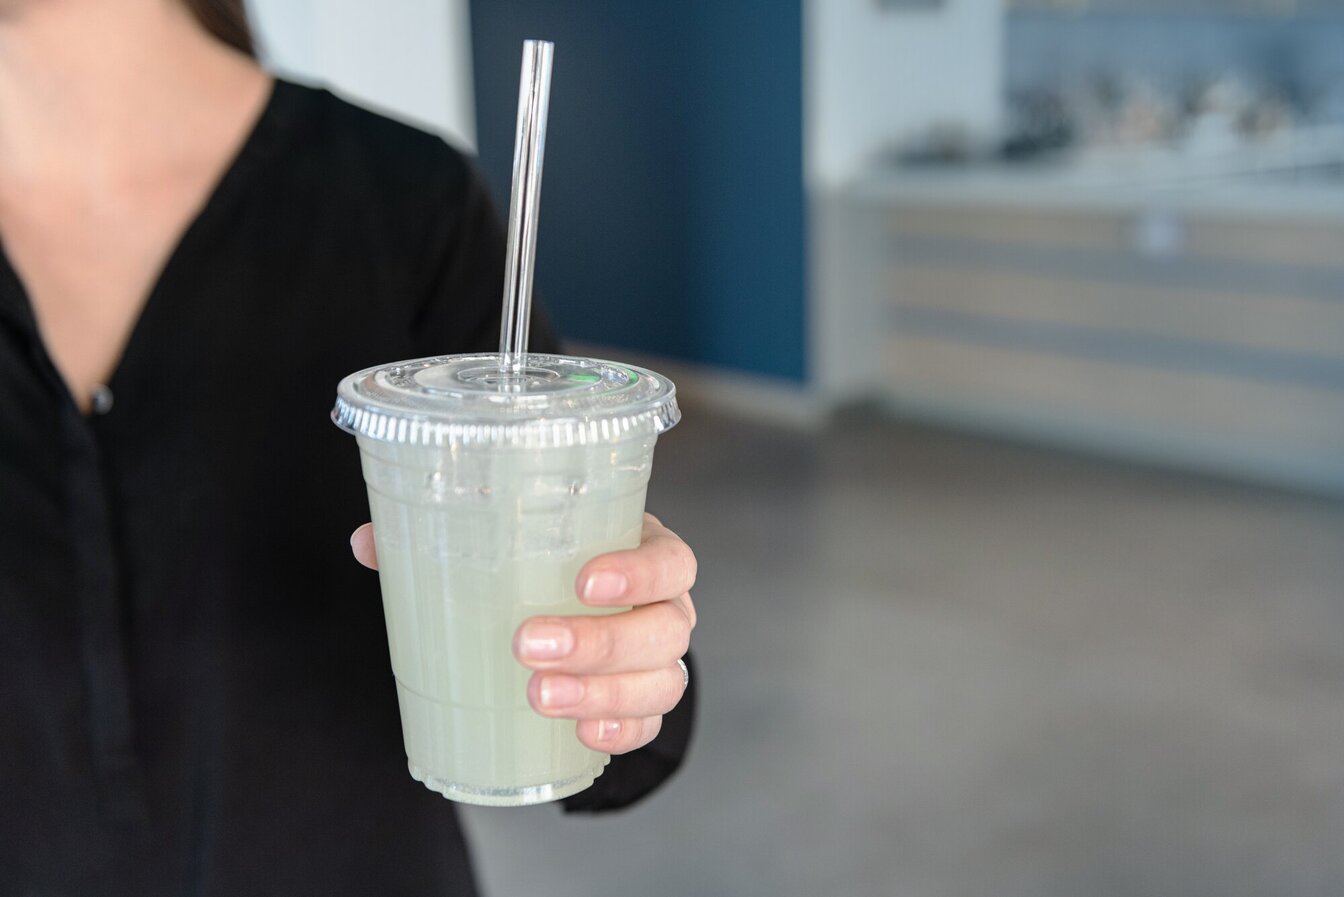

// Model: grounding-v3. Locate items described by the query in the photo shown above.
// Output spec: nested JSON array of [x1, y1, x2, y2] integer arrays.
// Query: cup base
[[408, 760, 607, 807]]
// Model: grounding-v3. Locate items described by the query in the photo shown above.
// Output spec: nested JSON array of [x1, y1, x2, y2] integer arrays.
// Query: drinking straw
[[498, 39, 554, 376]]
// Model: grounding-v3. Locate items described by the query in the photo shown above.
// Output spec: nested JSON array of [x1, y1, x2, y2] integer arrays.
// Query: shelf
[[1007, 0, 1341, 14]]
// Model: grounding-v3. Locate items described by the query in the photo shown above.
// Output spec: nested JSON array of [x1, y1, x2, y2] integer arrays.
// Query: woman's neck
[[0, 0, 268, 186]]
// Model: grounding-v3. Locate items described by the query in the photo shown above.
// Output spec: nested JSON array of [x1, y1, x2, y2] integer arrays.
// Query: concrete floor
[[458, 407, 1344, 897]]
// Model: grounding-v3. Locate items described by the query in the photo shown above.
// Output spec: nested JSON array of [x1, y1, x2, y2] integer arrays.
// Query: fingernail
[[518, 622, 574, 661], [582, 570, 628, 602], [596, 719, 622, 743], [538, 675, 584, 709]]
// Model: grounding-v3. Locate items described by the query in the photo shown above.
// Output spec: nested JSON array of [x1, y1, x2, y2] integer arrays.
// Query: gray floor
[[458, 407, 1344, 897]]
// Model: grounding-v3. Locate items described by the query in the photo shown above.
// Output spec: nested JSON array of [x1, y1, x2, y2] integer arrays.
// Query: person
[[0, 0, 698, 894]]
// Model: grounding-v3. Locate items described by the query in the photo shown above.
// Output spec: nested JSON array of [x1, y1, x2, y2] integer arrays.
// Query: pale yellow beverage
[[357, 436, 652, 804], [334, 354, 678, 806]]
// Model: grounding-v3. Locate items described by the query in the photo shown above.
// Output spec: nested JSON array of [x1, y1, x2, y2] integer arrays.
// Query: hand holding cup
[[351, 512, 696, 756]]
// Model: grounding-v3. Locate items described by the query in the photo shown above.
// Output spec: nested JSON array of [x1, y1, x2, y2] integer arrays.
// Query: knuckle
[[664, 593, 696, 637], [590, 618, 618, 667], [630, 562, 655, 601], [646, 603, 687, 658], [679, 592, 698, 632], [600, 675, 626, 715], [669, 611, 692, 657], [681, 546, 698, 592], [652, 550, 679, 597], [664, 668, 686, 706]]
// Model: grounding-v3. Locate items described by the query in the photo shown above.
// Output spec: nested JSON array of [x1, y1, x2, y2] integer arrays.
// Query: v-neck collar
[[0, 77, 301, 413]]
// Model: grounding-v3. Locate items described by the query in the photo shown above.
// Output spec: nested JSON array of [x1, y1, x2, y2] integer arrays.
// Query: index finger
[[576, 514, 697, 607]]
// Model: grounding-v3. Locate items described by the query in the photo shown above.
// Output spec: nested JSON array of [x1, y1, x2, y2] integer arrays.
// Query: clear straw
[[498, 39, 554, 376]]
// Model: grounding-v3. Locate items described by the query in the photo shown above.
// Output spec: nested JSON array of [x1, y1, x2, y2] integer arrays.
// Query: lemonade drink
[[334, 354, 678, 806]]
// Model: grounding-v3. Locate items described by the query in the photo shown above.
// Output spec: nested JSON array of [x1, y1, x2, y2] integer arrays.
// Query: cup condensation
[[333, 354, 679, 806]]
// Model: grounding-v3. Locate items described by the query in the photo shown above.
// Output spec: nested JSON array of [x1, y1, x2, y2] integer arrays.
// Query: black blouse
[[0, 79, 693, 896]]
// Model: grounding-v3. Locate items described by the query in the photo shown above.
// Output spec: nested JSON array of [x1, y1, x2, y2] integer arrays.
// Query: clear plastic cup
[[333, 353, 679, 806]]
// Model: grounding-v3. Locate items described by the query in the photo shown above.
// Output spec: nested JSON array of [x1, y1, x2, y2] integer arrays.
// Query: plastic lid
[[332, 353, 680, 449]]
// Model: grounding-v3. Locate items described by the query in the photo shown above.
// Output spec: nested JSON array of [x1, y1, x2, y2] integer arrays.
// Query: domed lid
[[332, 353, 680, 449]]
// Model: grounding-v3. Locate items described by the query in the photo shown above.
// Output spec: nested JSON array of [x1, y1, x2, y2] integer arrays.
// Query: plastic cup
[[333, 353, 679, 806]]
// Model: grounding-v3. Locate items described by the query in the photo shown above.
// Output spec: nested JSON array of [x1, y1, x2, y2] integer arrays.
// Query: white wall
[[804, 0, 1004, 189], [246, 0, 477, 151]]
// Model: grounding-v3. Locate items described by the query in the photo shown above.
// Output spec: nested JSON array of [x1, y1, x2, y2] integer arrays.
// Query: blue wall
[[470, 2, 807, 382]]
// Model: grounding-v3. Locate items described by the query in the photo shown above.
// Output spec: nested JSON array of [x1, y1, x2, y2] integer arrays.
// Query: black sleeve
[[408, 146, 698, 813], [560, 653, 697, 814]]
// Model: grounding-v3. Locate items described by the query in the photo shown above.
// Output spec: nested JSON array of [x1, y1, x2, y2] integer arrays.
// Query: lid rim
[[332, 353, 680, 449]]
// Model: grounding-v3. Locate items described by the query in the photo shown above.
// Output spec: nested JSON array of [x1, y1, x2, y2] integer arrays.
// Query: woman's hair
[[182, 0, 255, 58]]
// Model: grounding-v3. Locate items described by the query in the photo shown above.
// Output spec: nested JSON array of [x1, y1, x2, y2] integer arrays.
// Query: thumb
[[350, 522, 379, 570]]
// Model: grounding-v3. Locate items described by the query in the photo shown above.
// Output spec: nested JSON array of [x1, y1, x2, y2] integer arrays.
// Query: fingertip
[[575, 719, 600, 751], [591, 719, 625, 748], [576, 716, 662, 754], [510, 623, 526, 662], [526, 671, 544, 711], [578, 568, 629, 605], [350, 523, 378, 569], [575, 718, 626, 752]]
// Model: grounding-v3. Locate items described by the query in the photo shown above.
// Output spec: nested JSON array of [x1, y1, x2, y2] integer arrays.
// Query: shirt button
[[91, 385, 115, 415]]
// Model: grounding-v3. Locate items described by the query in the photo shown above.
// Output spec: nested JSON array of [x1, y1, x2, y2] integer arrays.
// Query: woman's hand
[[350, 513, 696, 755]]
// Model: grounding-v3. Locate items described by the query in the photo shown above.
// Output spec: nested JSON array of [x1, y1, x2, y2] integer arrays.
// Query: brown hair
[[182, 0, 255, 58]]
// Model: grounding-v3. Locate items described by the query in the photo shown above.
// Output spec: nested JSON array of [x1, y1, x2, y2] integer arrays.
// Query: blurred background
[[250, 1, 1343, 894]]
